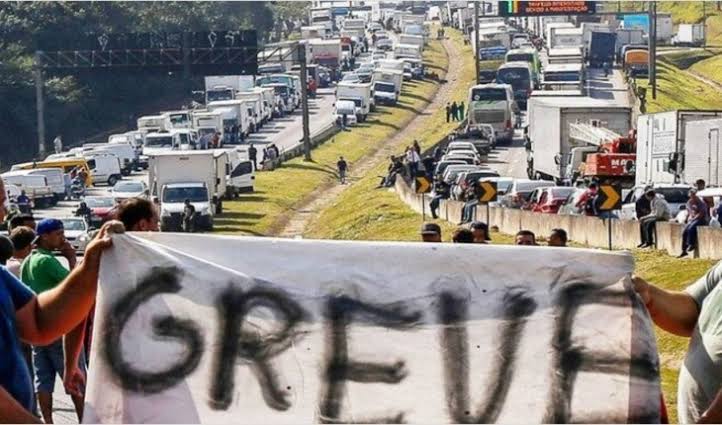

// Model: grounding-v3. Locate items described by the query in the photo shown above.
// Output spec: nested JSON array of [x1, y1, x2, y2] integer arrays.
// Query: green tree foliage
[[0, 1, 283, 166]]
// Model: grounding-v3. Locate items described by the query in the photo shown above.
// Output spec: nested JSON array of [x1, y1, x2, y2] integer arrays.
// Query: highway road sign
[[598, 184, 622, 211], [476, 181, 498, 203], [415, 176, 432, 194], [498, 1, 596, 17]]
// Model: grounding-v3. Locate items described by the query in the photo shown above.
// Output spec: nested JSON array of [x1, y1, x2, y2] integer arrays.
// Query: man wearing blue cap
[[21, 218, 84, 423], [0, 178, 116, 423]]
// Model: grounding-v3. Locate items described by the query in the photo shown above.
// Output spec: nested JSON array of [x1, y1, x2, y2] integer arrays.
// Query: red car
[[525, 187, 577, 214], [83, 196, 117, 225]]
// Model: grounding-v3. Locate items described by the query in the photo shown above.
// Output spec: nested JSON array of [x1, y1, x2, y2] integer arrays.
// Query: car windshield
[[272, 86, 289, 96], [342, 74, 359, 81], [506, 53, 534, 63], [657, 188, 690, 203], [375, 82, 395, 93], [544, 71, 581, 82], [85, 197, 114, 208], [61, 219, 85, 231], [470, 87, 507, 101], [340, 97, 362, 107], [496, 68, 531, 91], [145, 136, 174, 148], [206, 90, 233, 102], [114, 182, 144, 193], [337, 105, 355, 114], [163, 186, 208, 203]]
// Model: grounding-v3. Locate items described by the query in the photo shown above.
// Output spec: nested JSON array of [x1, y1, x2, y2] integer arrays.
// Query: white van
[[143, 132, 181, 156], [220, 148, 255, 194], [83, 153, 123, 186], [1, 171, 56, 208], [83, 142, 137, 175], [23, 168, 66, 201]]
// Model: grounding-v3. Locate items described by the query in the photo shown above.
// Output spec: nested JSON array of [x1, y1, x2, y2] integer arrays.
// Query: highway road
[[31, 88, 338, 223]]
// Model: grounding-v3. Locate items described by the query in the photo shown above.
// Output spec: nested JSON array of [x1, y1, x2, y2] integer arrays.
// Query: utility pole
[[34, 52, 46, 159], [299, 42, 312, 161], [474, 0, 480, 84], [703, 0, 708, 48], [648, 1, 657, 100]]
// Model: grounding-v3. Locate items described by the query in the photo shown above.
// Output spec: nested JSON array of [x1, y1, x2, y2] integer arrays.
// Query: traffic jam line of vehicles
[[1, 4, 432, 244], [437, 6, 722, 238]]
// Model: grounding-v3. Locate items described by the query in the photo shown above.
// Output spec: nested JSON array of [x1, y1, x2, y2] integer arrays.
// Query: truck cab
[[137, 115, 164, 133], [159, 182, 214, 231]]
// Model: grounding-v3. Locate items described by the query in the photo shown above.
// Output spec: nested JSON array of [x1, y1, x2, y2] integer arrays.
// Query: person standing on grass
[[458, 101, 466, 122], [249, 144, 258, 171], [445, 103, 451, 123], [450, 101, 459, 122], [337, 156, 348, 184]]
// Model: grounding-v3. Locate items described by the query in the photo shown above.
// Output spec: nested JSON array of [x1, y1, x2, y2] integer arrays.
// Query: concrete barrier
[[394, 178, 722, 259]]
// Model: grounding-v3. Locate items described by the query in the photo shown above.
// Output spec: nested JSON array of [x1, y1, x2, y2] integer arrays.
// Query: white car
[[335, 100, 358, 126], [110, 180, 149, 202], [619, 184, 692, 220], [60, 217, 91, 252]]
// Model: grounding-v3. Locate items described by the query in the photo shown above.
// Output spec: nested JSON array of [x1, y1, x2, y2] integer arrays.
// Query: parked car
[[60, 217, 91, 252], [433, 160, 466, 179], [442, 165, 482, 185], [441, 154, 478, 165], [341, 73, 361, 83], [446, 141, 478, 153], [109, 180, 149, 202], [451, 170, 501, 200], [619, 184, 692, 220], [83, 196, 118, 226], [524, 186, 577, 214], [499, 179, 555, 209], [557, 188, 587, 216]]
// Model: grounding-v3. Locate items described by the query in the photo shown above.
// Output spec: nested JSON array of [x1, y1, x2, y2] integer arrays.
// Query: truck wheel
[[121, 168, 130, 177], [108, 175, 119, 186]]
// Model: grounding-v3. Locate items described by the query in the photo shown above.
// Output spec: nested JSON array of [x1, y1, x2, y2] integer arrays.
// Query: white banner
[[84, 234, 660, 424]]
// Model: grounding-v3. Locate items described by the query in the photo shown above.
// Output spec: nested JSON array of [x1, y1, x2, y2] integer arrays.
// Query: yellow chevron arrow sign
[[477, 181, 498, 203], [599, 184, 622, 211], [415, 176, 431, 194]]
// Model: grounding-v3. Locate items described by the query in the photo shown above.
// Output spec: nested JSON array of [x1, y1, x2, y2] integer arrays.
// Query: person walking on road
[[53, 135, 62, 154], [458, 101, 466, 122], [21, 219, 86, 423], [450, 101, 459, 122], [445, 103, 451, 123], [337, 156, 348, 184], [249, 144, 258, 171], [638, 189, 671, 248]]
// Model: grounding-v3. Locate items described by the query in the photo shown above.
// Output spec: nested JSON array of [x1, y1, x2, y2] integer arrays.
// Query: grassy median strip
[[304, 28, 476, 239], [640, 59, 722, 113], [214, 32, 448, 236]]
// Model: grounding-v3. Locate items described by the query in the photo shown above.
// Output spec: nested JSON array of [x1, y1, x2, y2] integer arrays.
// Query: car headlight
[[78, 234, 89, 242]]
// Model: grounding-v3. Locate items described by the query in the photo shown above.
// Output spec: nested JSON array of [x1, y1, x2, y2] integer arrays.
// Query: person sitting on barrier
[[638, 189, 671, 249], [515, 230, 537, 246], [430, 178, 450, 220], [460, 188, 478, 224], [633, 264, 722, 423], [547, 228, 568, 247], [679, 189, 710, 258], [420, 223, 442, 243], [470, 221, 490, 244], [452, 227, 474, 243]]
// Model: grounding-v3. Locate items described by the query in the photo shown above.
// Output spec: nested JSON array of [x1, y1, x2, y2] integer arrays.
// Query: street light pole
[[474, 1, 480, 84], [299, 42, 312, 161], [34, 52, 46, 159]]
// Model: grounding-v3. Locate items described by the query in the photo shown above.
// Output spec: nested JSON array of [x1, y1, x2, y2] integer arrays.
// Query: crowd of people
[[420, 220, 567, 248]]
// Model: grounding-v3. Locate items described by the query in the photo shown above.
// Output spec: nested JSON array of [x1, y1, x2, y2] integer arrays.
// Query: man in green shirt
[[21, 218, 85, 423]]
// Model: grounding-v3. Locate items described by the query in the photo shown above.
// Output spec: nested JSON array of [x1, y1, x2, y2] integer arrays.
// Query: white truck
[[161, 110, 192, 130], [545, 22, 574, 51], [206, 100, 254, 142], [137, 115, 164, 133], [218, 147, 255, 195], [615, 29, 645, 60], [673, 24, 706, 47], [83, 142, 137, 176], [192, 110, 224, 141], [336, 82, 373, 121], [399, 34, 424, 49], [393, 43, 422, 60], [308, 39, 342, 70], [204, 76, 254, 104], [148, 151, 227, 232], [680, 118, 722, 187], [301, 25, 327, 40], [372, 69, 403, 106], [636, 110, 722, 186], [236, 88, 273, 125], [547, 47, 584, 65], [526, 96, 631, 183], [549, 27, 583, 50]]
